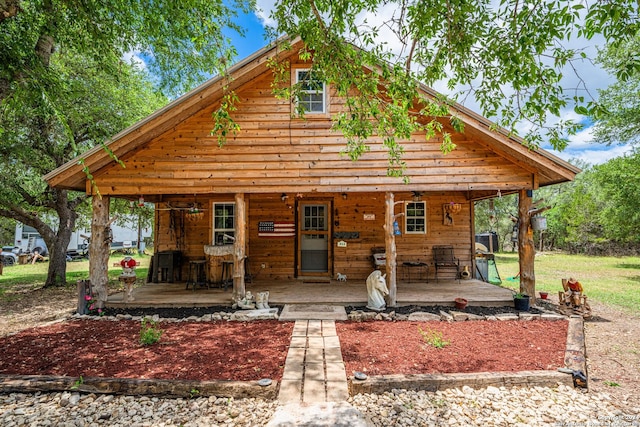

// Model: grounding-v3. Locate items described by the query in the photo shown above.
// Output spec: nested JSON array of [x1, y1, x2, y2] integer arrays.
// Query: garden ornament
[[366, 270, 388, 311]]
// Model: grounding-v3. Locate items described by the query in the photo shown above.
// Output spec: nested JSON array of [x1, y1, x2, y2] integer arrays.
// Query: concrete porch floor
[[106, 278, 515, 309]]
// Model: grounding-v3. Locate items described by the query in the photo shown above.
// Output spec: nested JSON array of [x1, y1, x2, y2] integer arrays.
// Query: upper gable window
[[296, 69, 325, 114]]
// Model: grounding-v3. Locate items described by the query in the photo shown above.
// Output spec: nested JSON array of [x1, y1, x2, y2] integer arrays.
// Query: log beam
[[517, 190, 536, 304], [233, 193, 246, 301], [89, 196, 111, 309], [384, 192, 398, 307]]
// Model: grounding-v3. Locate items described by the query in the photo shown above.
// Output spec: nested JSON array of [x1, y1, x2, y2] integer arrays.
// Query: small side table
[[402, 261, 429, 283]]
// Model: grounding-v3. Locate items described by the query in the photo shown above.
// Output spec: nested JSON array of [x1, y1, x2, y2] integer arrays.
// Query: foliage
[[0, 48, 164, 287], [0, 0, 254, 101], [84, 292, 103, 316], [418, 326, 450, 349], [592, 34, 640, 147], [265, 0, 639, 169], [139, 318, 163, 346], [1, 0, 253, 287]]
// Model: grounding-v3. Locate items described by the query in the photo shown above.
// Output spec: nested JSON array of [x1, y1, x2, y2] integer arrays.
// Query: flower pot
[[454, 297, 468, 310], [539, 291, 549, 300], [514, 295, 530, 311]]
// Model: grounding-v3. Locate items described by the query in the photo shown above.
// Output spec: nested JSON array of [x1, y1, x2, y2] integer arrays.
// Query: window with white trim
[[296, 69, 325, 113], [405, 201, 426, 234], [213, 203, 235, 245]]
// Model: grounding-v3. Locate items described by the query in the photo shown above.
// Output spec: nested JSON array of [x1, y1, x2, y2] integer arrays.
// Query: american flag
[[258, 221, 296, 238]]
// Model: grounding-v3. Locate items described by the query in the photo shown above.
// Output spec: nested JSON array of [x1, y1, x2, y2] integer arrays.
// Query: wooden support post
[[233, 193, 246, 301], [518, 189, 536, 304], [89, 196, 111, 309], [385, 192, 397, 307]]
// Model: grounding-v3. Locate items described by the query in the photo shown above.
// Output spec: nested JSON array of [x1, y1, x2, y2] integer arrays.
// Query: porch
[[106, 278, 515, 309]]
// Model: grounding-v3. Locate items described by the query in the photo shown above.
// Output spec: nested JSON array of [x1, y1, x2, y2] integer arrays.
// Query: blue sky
[[207, 3, 631, 166]]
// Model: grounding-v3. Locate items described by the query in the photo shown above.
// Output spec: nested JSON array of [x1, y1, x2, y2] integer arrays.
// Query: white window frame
[[295, 69, 326, 114], [405, 201, 427, 234], [212, 202, 235, 245]]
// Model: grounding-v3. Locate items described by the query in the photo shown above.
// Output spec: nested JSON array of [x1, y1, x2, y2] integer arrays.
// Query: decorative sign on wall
[[258, 221, 296, 238], [363, 213, 375, 221], [334, 232, 360, 239]]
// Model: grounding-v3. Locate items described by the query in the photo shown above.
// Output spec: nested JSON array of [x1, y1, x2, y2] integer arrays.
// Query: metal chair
[[433, 245, 460, 283]]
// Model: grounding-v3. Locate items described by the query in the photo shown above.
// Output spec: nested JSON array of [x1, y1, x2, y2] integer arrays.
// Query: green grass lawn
[[0, 255, 150, 297], [495, 252, 640, 314]]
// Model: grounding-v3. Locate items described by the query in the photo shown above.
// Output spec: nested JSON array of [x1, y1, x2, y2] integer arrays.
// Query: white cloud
[[549, 143, 631, 165], [254, 0, 276, 28], [123, 51, 147, 71]]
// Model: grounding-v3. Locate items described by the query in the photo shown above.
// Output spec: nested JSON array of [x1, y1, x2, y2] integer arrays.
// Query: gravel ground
[[0, 385, 634, 427]]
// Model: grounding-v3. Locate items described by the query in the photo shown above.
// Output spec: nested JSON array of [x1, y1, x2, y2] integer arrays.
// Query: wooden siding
[[91, 63, 534, 196], [154, 192, 473, 282]]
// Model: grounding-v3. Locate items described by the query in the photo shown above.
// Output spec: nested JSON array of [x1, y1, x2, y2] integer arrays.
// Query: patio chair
[[433, 245, 460, 283]]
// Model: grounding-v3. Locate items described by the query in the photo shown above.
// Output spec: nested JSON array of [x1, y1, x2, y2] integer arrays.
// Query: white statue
[[366, 270, 389, 311], [336, 272, 347, 282], [256, 291, 270, 309], [236, 291, 256, 310]]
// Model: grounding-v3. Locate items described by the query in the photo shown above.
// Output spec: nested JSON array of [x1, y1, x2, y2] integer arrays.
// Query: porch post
[[385, 192, 397, 307], [233, 193, 246, 301], [517, 189, 536, 303], [89, 195, 111, 309]]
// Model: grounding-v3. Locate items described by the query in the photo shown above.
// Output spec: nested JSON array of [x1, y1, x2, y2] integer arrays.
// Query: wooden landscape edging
[[0, 374, 277, 400], [348, 315, 585, 395]]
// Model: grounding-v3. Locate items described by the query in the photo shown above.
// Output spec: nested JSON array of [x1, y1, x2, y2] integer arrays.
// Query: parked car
[[1, 246, 19, 266]]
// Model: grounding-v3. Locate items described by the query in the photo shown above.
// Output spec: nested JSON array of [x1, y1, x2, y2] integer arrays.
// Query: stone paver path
[[278, 319, 349, 404]]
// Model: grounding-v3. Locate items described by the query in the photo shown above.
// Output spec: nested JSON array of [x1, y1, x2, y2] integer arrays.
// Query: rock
[[439, 311, 454, 322], [494, 313, 519, 321], [449, 311, 469, 321], [408, 312, 441, 322]]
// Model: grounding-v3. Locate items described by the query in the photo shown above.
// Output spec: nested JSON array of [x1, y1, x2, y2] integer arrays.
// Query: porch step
[[279, 304, 348, 321]]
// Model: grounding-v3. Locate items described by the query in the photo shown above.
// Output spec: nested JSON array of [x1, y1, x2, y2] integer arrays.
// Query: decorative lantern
[[393, 220, 401, 235]]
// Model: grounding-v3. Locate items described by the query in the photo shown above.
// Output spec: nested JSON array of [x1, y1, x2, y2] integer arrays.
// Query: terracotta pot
[[454, 297, 468, 310], [539, 291, 549, 300]]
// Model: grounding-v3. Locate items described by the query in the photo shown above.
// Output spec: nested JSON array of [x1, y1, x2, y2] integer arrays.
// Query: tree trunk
[[518, 190, 536, 303], [233, 193, 246, 301], [89, 196, 111, 309], [384, 192, 397, 307], [39, 189, 78, 288]]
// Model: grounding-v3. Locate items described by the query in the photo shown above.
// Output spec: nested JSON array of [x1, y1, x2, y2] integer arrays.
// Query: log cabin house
[[44, 38, 579, 306]]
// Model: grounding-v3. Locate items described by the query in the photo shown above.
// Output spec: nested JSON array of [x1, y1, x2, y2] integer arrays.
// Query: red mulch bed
[[0, 320, 294, 381], [336, 320, 568, 376], [0, 319, 568, 382]]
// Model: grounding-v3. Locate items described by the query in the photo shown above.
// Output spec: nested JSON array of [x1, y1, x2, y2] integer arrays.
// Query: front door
[[299, 202, 331, 275]]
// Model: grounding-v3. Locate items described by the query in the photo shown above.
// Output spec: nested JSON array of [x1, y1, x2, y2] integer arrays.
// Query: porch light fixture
[[341, 193, 347, 200], [411, 191, 422, 201], [137, 196, 145, 207]]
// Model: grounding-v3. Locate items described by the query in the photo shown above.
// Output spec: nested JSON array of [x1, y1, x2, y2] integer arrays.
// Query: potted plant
[[513, 293, 530, 311]]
